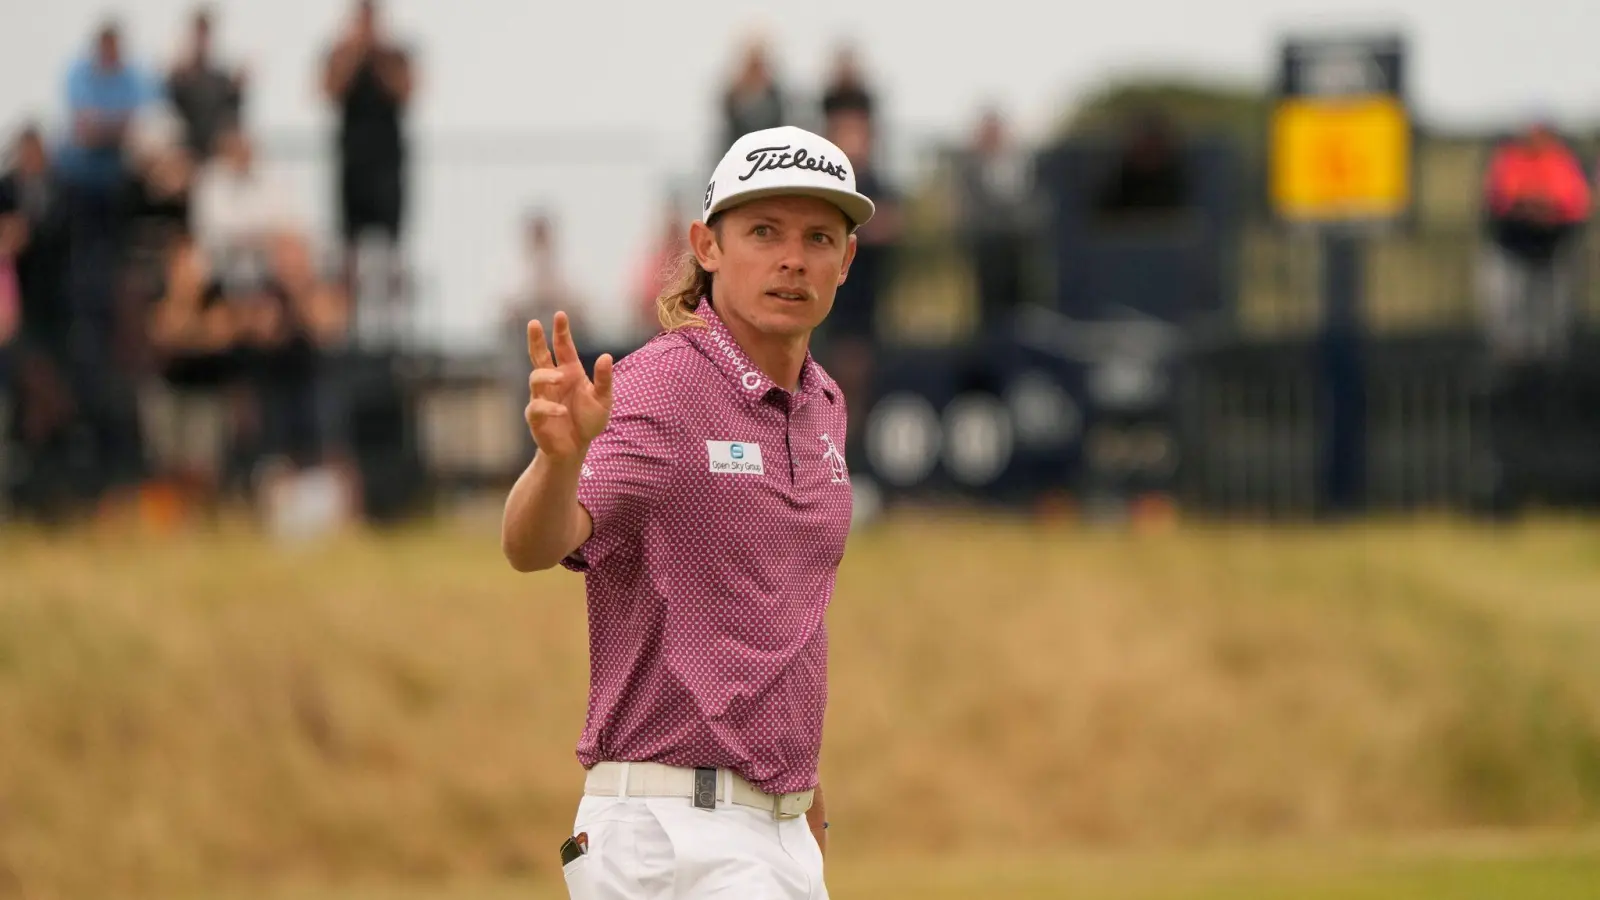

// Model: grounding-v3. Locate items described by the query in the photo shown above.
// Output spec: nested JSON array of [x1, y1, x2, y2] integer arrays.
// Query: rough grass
[[1, 512, 1598, 899]]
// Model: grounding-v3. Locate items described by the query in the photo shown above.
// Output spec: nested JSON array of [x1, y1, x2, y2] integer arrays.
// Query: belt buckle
[[693, 767, 718, 811]]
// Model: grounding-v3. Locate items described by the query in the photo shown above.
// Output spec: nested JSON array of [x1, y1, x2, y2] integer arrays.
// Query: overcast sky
[[3, 0, 1598, 347]]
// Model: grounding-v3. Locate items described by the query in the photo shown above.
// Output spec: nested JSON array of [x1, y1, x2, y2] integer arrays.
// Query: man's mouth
[[766, 289, 809, 302]]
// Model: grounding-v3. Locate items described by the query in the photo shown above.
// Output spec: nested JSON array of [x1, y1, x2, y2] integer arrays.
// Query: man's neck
[[715, 302, 807, 393]]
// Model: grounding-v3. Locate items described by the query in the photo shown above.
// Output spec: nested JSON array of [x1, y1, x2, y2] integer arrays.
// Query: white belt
[[584, 761, 814, 820]]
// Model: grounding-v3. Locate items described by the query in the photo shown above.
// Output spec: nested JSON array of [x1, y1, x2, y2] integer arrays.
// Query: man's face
[[355, 2, 377, 41], [695, 195, 856, 341], [97, 29, 121, 69], [17, 134, 46, 174], [526, 216, 551, 249], [193, 16, 212, 56], [828, 111, 872, 167], [977, 112, 1004, 154]]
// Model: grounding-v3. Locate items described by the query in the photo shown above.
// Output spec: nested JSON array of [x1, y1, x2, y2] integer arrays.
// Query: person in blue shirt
[[54, 22, 158, 513], [58, 21, 154, 195]]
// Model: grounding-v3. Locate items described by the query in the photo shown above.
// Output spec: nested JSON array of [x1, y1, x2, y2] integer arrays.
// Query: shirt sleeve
[[562, 358, 680, 573]]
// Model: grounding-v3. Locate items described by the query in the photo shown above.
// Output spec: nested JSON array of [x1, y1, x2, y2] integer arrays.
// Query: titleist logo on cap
[[738, 144, 850, 183]]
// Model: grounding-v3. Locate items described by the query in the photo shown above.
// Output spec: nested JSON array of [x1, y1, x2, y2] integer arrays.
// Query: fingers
[[552, 310, 580, 368], [592, 353, 614, 403], [527, 319, 554, 369], [529, 368, 565, 393], [524, 399, 569, 422]]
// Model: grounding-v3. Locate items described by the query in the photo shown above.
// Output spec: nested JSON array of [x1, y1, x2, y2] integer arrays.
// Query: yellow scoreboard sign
[[1271, 36, 1411, 224]]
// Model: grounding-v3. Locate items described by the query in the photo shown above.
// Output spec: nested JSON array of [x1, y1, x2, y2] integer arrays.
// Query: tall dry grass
[[1, 513, 1599, 899]]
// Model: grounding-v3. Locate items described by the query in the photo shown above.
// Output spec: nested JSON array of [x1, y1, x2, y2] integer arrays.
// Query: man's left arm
[[376, 47, 414, 105], [807, 782, 827, 857]]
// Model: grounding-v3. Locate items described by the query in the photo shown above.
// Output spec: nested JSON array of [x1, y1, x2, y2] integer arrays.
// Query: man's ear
[[837, 233, 858, 285], [690, 220, 722, 274]]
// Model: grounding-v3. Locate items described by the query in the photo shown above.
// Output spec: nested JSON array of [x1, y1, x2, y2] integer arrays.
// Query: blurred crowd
[[0, 1, 413, 525], [3, 7, 1595, 527]]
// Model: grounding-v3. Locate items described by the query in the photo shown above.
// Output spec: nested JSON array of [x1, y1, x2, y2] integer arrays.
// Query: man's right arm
[[322, 43, 362, 102], [501, 449, 594, 573]]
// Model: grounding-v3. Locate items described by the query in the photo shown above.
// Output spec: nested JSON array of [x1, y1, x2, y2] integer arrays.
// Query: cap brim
[[706, 185, 875, 231]]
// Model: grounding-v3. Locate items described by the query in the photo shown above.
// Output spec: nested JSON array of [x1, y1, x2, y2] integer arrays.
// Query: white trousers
[[561, 793, 829, 900]]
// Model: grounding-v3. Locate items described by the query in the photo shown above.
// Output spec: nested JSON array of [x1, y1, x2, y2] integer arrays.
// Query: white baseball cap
[[702, 125, 875, 231]]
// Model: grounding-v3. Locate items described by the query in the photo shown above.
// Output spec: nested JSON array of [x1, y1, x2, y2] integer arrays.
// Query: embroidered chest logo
[[819, 433, 848, 484]]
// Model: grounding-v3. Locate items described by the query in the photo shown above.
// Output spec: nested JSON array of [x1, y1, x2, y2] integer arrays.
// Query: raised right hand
[[525, 311, 614, 462]]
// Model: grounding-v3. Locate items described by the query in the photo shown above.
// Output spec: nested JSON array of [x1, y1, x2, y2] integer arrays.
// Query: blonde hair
[[654, 249, 714, 332]]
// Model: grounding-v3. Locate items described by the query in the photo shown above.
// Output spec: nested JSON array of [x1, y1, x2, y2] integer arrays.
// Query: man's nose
[[776, 233, 808, 272]]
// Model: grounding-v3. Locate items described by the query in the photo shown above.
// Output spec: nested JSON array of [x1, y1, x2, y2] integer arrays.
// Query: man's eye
[[753, 225, 771, 237], [811, 232, 833, 245]]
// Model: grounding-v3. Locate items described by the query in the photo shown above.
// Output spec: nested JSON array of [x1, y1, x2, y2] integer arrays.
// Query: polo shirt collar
[[689, 299, 837, 407]]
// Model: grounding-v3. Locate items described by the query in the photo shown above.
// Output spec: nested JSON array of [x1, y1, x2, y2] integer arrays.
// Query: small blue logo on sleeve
[[730, 443, 745, 460]]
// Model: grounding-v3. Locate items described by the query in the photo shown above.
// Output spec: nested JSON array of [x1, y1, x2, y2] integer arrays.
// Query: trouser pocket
[[562, 854, 598, 900]]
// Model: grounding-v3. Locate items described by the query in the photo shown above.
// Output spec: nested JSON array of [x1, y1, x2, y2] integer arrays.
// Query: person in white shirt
[[502, 210, 590, 462], [190, 119, 301, 290], [503, 210, 586, 335]]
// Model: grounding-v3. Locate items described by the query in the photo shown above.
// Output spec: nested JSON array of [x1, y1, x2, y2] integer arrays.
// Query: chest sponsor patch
[[706, 440, 765, 476]]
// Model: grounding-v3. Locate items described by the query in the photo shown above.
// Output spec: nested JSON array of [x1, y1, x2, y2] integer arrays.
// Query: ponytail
[[654, 250, 713, 332]]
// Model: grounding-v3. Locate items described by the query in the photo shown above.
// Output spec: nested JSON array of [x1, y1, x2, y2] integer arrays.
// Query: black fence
[[839, 324, 1600, 519]]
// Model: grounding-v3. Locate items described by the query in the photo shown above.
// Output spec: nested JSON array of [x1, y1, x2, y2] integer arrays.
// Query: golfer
[[501, 125, 873, 900]]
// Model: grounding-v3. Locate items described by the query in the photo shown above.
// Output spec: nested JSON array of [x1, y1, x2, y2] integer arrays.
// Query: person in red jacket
[[1480, 120, 1591, 362]]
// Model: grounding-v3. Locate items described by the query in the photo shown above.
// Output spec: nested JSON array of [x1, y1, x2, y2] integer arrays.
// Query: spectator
[[819, 107, 902, 476], [820, 42, 875, 129], [165, 6, 246, 165], [1479, 119, 1591, 363], [155, 118, 297, 492], [0, 209, 17, 426], [125, 103, 194, 233], [626, 193, 688, 339], [501, 209, 590, 463], [720, 36, 786, 156], [953, 106, 1039, 329], [822, 107, 900, 346], [2, 126, 78, 519], [1094, 110, 1192, 220], [57, 20, 154, 201], [0, 127, 74, 375], [1, 126, 76, 474], [191, 120, 302, 279], [144, 234, 240, 491], [121, 102, 196, 319], [0, 226, 15, 352], [322, 0, 414, 264], [148, 231, 346, 499], [253, 233, 350, 479], [1, 227, 19, 518], [504, 210, 586, 337], [51, 21, 157, 514]]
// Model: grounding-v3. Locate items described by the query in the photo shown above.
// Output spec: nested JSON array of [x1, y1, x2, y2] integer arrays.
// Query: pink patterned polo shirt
[[561, 300, 853, 794]]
